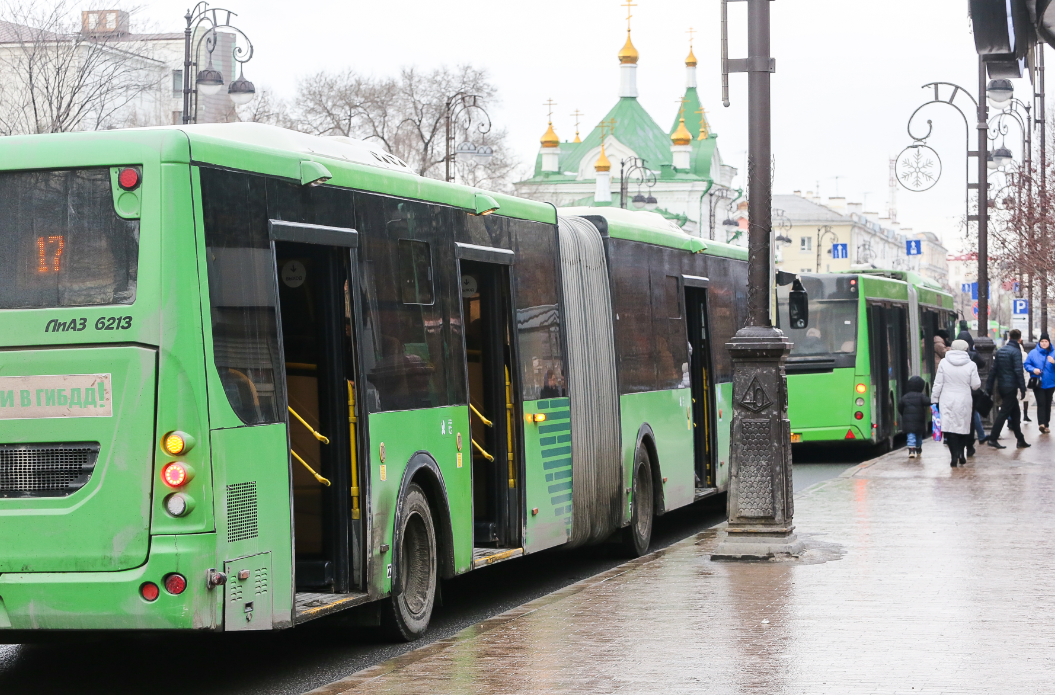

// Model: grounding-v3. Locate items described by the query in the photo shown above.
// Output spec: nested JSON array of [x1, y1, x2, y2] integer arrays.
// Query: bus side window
[[200, 167, 285, 425]]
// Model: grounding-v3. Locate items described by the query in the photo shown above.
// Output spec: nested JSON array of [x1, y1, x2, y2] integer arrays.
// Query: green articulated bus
[[776, 271, 955, 447], [0, 124, 748, 640]]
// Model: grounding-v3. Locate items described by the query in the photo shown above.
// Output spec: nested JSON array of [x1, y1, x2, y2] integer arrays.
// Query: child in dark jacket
[[898, 375, 931, 458]]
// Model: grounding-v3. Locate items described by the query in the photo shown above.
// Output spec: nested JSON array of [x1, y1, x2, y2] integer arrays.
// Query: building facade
[[514, 25, 738, 237]]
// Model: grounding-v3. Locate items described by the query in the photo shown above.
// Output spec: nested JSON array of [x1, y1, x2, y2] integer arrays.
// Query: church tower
[[618, 2, 639, 98], [540, 99, 561, 173], [594, 143, 612, 203]]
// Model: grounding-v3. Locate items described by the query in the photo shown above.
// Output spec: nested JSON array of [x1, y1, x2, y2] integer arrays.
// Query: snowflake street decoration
[[896, 144, 942, 192]]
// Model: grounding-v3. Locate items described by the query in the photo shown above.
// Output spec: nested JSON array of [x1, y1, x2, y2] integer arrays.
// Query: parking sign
[[1013, 298, 1029, 315]]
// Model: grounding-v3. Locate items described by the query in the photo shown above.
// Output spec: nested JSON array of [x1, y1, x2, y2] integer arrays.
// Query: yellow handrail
[[288, 406, 330, 444], [291, 449, 331, 486], [505, 366, 516, 489], [348, 381, 360, 520], [469, 402, 493, 427], [471, 438, 495, 462]]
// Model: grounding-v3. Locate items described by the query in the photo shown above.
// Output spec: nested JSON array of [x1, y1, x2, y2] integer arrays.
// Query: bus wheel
[[622, 446, 654, 557], [383, 483, 437, 641]]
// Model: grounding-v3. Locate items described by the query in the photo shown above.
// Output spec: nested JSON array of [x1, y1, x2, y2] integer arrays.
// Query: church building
[[514, 23, 739, 239]]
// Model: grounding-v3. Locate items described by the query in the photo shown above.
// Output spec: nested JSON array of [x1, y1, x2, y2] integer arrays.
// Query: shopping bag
[[931, 404, 942, 441]]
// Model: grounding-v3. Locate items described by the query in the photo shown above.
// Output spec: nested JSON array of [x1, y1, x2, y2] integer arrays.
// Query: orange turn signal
[[532, 413, 547, 423], [855, 383, 868, 394], [162, 431, 195, 456]]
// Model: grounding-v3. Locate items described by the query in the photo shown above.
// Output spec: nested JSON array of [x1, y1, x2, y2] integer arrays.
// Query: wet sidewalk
[[311, 430, 1055, 695]]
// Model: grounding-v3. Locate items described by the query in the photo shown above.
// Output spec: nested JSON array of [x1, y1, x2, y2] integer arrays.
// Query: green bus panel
[[523, 398, 572, 553], [0, 533, 219, 631], [715, 381, 732, 489], [620, 389, 695, 515], [366, 406, 473, 595], [0, 346, 157, 573], [859, 275, 909, 302], [210, 423, 294, 628], [787, 368, 871, 442]]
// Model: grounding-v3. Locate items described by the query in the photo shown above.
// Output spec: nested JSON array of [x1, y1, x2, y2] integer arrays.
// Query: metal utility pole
[[1040, 46, 1049, 337], [713, 0, 801, 560], [974, 57, 996, 371]]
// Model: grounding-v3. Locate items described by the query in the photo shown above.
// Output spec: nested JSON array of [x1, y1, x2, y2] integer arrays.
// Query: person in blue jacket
[[1024, 333, 1055, 434]]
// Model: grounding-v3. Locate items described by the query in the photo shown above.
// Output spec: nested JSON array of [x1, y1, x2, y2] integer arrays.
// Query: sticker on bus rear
[[0, 374, 112, 419]]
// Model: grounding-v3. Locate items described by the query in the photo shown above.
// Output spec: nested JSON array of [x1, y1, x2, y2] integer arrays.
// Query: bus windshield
[[777, 275, 859, 358]]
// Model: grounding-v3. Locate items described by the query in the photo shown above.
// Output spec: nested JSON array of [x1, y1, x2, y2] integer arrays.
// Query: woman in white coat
[[932, 339, 982, 467]]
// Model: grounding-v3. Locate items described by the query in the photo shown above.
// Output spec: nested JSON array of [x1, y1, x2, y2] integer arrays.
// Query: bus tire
[[622, 445, 654, 557], [382, 483, 437, 641]]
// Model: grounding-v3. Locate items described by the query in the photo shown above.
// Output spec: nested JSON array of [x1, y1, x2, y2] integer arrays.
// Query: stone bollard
[[712, 325, 803, 560]]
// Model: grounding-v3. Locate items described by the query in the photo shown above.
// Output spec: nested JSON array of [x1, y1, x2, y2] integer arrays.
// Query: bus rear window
[[0, 168, 138, 309], [777, 275, 858, 357]]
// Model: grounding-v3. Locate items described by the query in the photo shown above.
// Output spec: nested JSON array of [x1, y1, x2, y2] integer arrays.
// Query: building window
[[800, 236, 812, 251], [172, 69, 183, 95]]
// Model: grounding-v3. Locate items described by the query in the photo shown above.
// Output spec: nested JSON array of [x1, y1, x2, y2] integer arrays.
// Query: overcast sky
[[137, 0, 1031, 250]]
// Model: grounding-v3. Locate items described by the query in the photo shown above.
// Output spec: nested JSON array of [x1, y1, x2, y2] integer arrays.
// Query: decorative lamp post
[[712, 0, 802, 560], [618, 157, 657, 210], [182, 2, 256, 124], [986, 78, 1014, 107], [992, 146, 1014, 168], [443, 93, 492, 183], [815, 225, 839, 273]]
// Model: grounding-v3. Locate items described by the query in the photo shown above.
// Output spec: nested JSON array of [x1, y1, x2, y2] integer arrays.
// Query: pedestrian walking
[[956, 330, 988, 447], [898, 375, 931, 458], [933, 334, 948, 372], [1024, 333, 1055, 434], [932, 339, 981, 467], [987, 328, 1031, 449]]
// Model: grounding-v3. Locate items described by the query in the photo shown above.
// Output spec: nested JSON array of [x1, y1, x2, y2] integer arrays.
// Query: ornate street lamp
[[444, 93, 492, 183], [182, 2, 257, 124], [986, 78, 1014, 106], [992, 146, 1014, 168], [618, 157, 657, 211]]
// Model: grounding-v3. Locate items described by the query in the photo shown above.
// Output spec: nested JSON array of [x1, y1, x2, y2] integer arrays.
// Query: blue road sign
[[906, 239, 922, 256], [832, 243, 848, 259], [1013, 298, 1029, 315], [962, 282, 978, 300]]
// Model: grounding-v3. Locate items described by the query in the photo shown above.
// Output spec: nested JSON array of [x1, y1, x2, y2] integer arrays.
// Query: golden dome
[[594, 144, 611, 172], [671, 117, 692, 146], [618, 31, 639, 65], [540, 121, 560, 149], [685, 46, 697, 67]]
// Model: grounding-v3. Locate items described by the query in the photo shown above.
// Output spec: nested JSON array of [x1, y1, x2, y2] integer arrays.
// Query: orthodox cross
[[621, 0, 637, 31], [571, 109, 584, 143], [599, 117, 617, 143], [674, 96, 689, 118], [686, 26, 696, 46], [696, 106, 709, 139], [543, 98, 557, 122]]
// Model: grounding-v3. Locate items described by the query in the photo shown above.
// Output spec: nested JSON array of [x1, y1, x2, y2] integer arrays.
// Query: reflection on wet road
[[0, 444, 874, 695]]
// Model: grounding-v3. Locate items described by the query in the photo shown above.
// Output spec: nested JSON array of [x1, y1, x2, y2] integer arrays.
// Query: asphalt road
[[0, 446, 870, 695]]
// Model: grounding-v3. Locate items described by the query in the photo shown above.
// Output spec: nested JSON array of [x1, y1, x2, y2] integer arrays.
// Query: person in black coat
[[987, 328, 1030, 449], [898, 375, 931, 458]]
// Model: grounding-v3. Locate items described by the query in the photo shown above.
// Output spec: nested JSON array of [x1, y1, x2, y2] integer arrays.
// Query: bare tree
[[0, 1, 166, 135], [286, 65, 520, 190]]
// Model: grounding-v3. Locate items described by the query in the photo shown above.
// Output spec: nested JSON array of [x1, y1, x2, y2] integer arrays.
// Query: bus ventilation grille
[[227, 481, 259, 542], [0, 443, 99, 498]]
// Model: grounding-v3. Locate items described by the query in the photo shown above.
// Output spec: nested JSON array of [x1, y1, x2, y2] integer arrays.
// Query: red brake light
[[162, 462, 188, 487], [164, 573, 187, 595], [845, 429, 856, 440], [118, 167, 140, 190], [854, 411, 864, 420], [140, 581, 159, 601]]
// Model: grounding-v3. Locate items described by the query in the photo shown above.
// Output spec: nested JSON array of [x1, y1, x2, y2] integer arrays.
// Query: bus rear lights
[[532, 413, 547, 423], [161, 461, 194, 488], [162, 431, 195, 455], [856, 397, 865, 406], [164, 492, 195, 517], [855, 383, 868, 394], [854, 411, 864, 420], [164, 573, 187, 595], [117, 167, 140, 191], [140, 581, 160, 602]]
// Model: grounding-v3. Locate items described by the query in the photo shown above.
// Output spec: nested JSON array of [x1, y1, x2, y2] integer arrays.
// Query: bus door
[[685, 282, 717, 489], [886, 304, 910, 433], [458, 250, 521, 552], [270, 221, 365, 595], [867, 303, 892, 442]]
